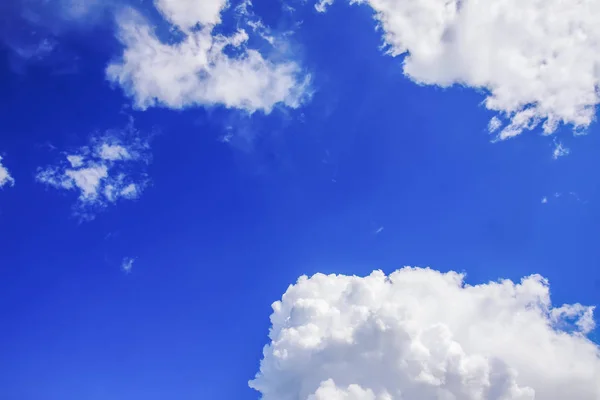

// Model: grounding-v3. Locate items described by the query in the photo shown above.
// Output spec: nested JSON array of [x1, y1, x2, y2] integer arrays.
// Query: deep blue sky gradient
[[1, 1, 599, 399]]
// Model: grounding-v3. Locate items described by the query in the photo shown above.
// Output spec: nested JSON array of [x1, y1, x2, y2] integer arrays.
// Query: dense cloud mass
[[107, 0, 309, 113], [316, 0, 600, 139], [250, 267, 600, 399]]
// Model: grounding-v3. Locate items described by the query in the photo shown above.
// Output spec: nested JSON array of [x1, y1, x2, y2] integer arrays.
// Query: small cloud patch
[[121, 257, 135, 273], [0, 156, 15, 188], [541, 192, 585, 205], [552, 141, 570, 160], [487, 116, 502, 133], [36, 123, 152, 220]]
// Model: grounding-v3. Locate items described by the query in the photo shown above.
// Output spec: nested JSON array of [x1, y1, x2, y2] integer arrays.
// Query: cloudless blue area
[[1, 1, 599, 399]]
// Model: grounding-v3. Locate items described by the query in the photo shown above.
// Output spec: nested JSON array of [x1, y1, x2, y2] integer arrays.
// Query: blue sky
[[1, 0, 600, 399]]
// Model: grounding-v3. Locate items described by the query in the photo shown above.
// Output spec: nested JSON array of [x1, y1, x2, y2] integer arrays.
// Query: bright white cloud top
[[0, 156, 15, 188], [316, 0, 600, 139], [251, 267, 600, 399], [36, 126, 151, 219], [106, 0, 309, 113]]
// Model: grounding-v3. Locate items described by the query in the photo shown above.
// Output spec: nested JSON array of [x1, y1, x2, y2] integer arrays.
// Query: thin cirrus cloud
[[250, 267, 600, 399], [0, 156, 15, 188], [316, 0, 600, 140], [106, 0, 311, 114], [36, 125, 151, 219]]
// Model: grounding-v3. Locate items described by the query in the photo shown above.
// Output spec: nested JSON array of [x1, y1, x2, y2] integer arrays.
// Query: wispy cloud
[[552, 141, 570, 160], [9, 38, 56, 61], [541, 192, 586, 205], [36, 123, 152, 220], [487, 116, 502, 134], [121, 257, 135, 273]]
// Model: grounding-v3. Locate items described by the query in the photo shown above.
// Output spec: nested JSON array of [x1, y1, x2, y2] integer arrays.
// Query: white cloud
[[106, 1, 310, 114], [119, 183, 139, 199], [308, 380, 383, 400], [0, 156, 15, 188], [317, 0, 600, 139], [66, 154, 84, 168], [98, 143, 131, 161], [541, 192, 586, 205], [154, 0, 227, 29], [315, 0, 334, 13], [250, 267, 600, 400], [121, 257, 135, 273], [64, 164, 109, 198], [487, 116, 502, 134], [36, 125, 151, 219], [552, 141, 570, 160]]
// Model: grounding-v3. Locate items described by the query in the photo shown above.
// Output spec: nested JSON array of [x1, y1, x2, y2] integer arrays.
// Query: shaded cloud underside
[[251, 267, 599, 399]]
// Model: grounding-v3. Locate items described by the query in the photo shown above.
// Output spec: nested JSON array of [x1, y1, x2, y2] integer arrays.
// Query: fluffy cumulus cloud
[[106, 0, 310, 113], [36, 125, 151, 219], [250, 267, 600, 399], [0, 156, 15, 188], [316, 0, 600, 139]]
